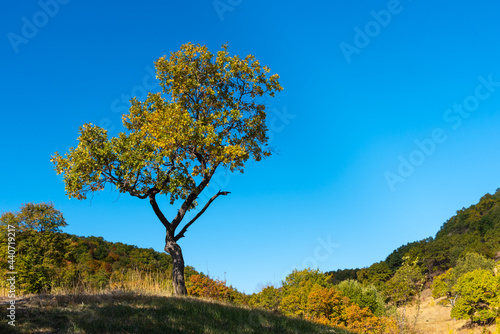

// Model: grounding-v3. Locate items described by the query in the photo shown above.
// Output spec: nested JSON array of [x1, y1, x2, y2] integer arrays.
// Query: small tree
[[51, 43, 282, 295], [451, 269, 500, 324], [0, 203, 69, 293], [12, 202, 67, 233], [431, 253, 496, 306], [431, 268, 456, 305], [385, 257, 425, 306]]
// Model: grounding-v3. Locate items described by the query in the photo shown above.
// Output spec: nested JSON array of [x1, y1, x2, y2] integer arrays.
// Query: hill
[[0, 203, 198, 294], [0, 291, 349, 334], [328, 188, 500, 283], [390, 188, 500, 276]]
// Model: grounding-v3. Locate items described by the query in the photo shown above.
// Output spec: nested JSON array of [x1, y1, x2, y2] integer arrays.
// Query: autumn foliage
[[303, 285, 394, 333], [187, 274, 246, 304], [247, 269, 395, 333], [0, 203, 197, 294], [51, 42, 283, 295]]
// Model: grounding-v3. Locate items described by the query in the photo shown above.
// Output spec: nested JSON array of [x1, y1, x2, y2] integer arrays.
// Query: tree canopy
[[51, 43, 282, 241], [51, 43, 283, 294]]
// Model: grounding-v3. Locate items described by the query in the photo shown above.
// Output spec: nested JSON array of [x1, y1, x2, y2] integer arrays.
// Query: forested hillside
[[328, 188, 500, 285], [0, 203, 198, 294], [391, 188, 500, 275]]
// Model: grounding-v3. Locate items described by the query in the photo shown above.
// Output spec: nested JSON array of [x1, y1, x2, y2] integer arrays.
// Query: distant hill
[[328, 188, 500, 282], [0, 217, 198, 293]]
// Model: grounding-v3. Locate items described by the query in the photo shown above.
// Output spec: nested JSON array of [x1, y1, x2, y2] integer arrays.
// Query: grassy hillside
[[0, 292, 350, 334], [403, 289, 497, 334]]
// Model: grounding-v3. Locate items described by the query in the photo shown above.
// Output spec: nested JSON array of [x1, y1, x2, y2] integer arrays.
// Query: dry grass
[[4, 277, 498, 333], [108, 268, 174, 296], [0, 268, 174, 298], [403, 289, 497, 334], [0, 291, 351, 334], [0, 269, 351, 333]]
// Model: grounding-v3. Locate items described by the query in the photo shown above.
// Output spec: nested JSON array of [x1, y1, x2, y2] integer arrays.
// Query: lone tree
[[51, 43, 282, 295]]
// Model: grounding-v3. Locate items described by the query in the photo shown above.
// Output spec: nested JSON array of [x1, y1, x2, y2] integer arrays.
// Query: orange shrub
[[345, 304, 395, 334], [306, 284, 349, 327], [187, 274, 245, 304]]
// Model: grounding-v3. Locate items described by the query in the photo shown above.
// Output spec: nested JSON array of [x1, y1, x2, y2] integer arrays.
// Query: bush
[[249, 285, 281, 311], [451, 269, 500, 324], [337, 279, 386, 316], [187, 274, 246, 304]]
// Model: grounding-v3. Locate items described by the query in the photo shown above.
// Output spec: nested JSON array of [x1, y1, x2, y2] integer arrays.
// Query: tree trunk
[[165, 237, 187, 296]]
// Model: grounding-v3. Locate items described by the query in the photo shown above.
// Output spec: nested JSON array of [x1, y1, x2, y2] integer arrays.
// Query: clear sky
[[2, 0, 500, 294]]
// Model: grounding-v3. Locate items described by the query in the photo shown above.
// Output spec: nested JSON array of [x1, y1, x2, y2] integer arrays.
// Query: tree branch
[[179, 161, 196, 187], [149, 190, 171, 231], [171, 163, 219, 230], [174, 190, 230, 241], [193, 151, 206, 174], [129, 166, 175, 199]]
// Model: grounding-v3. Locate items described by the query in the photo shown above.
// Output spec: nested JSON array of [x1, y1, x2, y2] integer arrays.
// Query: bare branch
[[171, 163, 219, 229], [129, 190, 149, 199], [174, 190, 231, 241]]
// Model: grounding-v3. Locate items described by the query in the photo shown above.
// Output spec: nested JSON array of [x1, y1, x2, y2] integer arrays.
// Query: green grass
[[1, 292, 354, 334]]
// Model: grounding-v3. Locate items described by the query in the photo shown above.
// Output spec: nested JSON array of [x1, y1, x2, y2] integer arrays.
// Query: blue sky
[[2, 0, 500, 294]]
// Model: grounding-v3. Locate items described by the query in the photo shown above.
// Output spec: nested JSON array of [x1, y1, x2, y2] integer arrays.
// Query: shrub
[[384, 257, 425, 305], [451, 269, 500, 324], [187, 274, 245, 304], [249, 285, 281, 311], [337, 279, 386, 316]]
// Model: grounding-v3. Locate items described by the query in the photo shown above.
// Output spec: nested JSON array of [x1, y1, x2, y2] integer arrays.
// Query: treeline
[[185, 268, 395, 333], [0, 203, 198, 294]]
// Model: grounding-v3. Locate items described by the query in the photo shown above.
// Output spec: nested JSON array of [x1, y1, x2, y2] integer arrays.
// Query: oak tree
[[51, 43, 282, 295]]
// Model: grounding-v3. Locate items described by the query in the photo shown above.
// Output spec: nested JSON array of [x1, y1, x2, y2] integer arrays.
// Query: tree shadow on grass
[[1, 293, 350, 334]]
